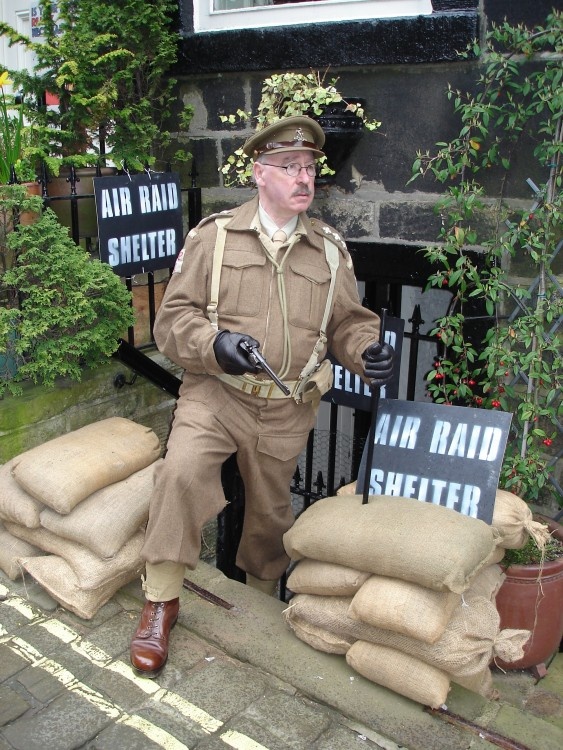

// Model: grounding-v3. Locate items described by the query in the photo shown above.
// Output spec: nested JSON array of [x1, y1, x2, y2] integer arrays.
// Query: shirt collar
[[258, 203, 298, 240]]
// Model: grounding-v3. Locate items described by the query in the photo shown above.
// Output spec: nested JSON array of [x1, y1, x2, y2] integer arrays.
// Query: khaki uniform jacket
[[154, 196, 380, 384]]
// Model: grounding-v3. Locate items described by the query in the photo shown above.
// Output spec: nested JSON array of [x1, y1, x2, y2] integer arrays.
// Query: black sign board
[[94, 173, 183, 276], [355, 399, 512, 523], [323, 315, 404, 409]]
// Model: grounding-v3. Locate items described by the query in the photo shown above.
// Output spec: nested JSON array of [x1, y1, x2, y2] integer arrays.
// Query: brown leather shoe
[[130, 598, 179, 678]]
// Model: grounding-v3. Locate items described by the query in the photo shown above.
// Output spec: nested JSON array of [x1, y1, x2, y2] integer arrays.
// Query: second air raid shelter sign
[[94, 172, 183, 276], [356, 399, 512, 524]]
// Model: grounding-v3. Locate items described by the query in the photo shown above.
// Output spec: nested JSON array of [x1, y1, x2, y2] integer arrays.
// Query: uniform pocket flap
[[223, 250, 266, 269], [289, 261, 332, 285], [257, 432, 309, 462]]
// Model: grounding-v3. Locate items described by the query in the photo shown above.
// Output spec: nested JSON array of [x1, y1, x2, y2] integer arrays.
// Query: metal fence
[[31, 173, 444, 586]]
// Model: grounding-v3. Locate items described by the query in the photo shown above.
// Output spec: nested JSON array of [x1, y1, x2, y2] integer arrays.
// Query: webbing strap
[[207, 216, 231, 331], [296, 236, 340, 383], [208, 224, 340, 389]]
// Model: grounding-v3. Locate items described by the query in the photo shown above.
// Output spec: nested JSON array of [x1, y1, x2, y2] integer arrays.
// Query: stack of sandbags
[[282, 494, 531, 708], [0, 417, 161, 618]]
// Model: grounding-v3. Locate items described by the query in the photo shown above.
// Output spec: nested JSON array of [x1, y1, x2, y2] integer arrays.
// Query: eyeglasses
[[261, 162, 317, 178]]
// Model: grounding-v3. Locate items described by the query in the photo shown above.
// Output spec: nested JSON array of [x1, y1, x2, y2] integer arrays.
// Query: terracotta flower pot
[[494, 517, 563, 671]]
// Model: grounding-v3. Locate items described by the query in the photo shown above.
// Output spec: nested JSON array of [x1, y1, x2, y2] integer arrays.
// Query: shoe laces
[[146, 601, 166, 636]]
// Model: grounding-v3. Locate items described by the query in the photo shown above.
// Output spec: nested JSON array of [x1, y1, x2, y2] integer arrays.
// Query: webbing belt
[[217, 373, 299, 399]]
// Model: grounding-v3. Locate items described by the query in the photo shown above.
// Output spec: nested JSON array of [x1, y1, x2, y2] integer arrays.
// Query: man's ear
[[253, 162, 266, 187]]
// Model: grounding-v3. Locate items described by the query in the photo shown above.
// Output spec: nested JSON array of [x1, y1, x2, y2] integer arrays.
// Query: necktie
[[272, 229, 287, 246]]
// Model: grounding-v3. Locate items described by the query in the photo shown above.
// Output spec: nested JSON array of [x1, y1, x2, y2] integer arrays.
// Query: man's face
[[253, 151, 316, 225]]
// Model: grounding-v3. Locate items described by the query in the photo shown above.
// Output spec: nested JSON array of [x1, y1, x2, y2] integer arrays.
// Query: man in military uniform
[[130, 115, 394, 677]]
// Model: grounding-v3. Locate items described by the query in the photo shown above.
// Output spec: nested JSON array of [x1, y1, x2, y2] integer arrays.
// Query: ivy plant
[[409, 13, 562, 506], [220, 70, 380, 187]]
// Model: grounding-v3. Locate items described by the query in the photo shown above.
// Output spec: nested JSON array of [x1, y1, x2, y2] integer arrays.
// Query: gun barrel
[[238, 341, 291, 396]]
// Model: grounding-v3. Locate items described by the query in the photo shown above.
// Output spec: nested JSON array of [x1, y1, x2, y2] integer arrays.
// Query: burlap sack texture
[[0, 521, 42, 580], [0, 418, 162, 618], [287, 559, 370, 596], [39, 460, 160, 559], [282, 490, 537, 705], [10, 417, 161, 513], [283, 495, 500, 594], [0, 460, 45, 528], [347, 641, 451, 710]]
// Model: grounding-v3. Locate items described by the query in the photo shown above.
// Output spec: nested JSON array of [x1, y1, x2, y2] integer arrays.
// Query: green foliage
[[0, 0, 193, 174], [410, 13, 563, 505], [503, 534, 563, 566], [220, 70, 380, 187], [0, 70, 24, 184], [0, 190, 135, 396]]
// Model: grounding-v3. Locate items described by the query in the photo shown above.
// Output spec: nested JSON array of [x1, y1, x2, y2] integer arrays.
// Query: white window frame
[[194, 0, 433, 34]]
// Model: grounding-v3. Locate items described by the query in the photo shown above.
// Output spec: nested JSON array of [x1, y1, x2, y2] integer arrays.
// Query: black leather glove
[[363, 342, 394, 388], [213, 330, 262, 375]]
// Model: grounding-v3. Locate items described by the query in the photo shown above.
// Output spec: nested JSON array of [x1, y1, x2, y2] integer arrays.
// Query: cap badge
[[294, 128, 305, 142]]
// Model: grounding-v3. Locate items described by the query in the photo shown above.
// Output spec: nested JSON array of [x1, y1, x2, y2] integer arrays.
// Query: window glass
[[196, 0, 433, 33]]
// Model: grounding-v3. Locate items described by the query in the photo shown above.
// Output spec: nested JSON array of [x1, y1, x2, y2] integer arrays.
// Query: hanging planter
[[220, 71, 380, 187], [314, 98, 366, 185]]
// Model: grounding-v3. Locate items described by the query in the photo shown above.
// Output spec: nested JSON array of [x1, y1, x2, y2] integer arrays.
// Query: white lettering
[[334, 365, 343, 391], [99, 187, 132, 218], [429, 420, 451, 454], [106, 229, 178, 267], [479, 427, 502, 461], [430, 420, 502, 462], [369, 468, 384, 494], [370, 469, 481, 516], [375, 414, 420, 449], [107, 238, 119, 266], [137, 182, 179, 213]]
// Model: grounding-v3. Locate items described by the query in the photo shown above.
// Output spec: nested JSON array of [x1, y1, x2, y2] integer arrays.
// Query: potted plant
[[220, 70, 380, 187], [409, 12, 562, 671], [0, 184, 135, 397], [495, 520, 563, 672]]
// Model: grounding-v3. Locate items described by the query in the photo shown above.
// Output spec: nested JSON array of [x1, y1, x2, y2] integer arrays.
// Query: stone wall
[[0, 352, 178, 464]]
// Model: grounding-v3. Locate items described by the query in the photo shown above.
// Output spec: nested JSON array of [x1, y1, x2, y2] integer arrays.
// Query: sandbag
[[11, 418, 161, 513], [287, 559, 370, 596], [282, 609, 354, 655], [465, 563, 505, 602], [22, 554, 141, 620], [492, 489, 551, 550], [283, 495, 500, 593], [346, 640, 451, 708], [39, 460, 160, 559], [348, 575, 460, 644], [5, 522, 144, 591], [287, 593, 530, 679], [0, 460, 44, 528], [0, 521, 43, 580]]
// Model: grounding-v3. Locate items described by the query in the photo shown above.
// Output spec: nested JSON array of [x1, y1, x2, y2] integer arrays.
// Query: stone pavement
[[0, 562, 562, 750]]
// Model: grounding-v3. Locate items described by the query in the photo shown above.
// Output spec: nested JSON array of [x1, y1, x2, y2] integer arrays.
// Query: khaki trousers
[[142, 374, 316, 582]]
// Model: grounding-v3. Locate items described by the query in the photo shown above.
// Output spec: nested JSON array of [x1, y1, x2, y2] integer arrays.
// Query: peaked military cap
[[243, 115, 326, 159]]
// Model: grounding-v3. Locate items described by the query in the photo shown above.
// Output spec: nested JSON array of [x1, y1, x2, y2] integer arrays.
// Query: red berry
[[543, 438, 553, 446]]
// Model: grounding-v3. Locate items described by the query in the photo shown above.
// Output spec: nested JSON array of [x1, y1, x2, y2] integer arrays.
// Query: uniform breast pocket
[[219, 251, 266, 317], [288, 260, 332, 331]]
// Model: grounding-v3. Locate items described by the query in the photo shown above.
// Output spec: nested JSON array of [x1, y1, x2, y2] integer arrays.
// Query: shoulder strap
[[297, 236, 340, 382], [207, 216, 231, 331]]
